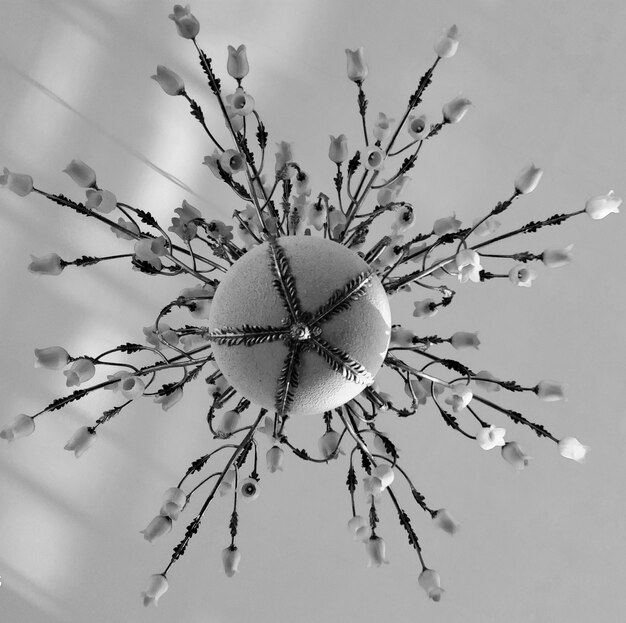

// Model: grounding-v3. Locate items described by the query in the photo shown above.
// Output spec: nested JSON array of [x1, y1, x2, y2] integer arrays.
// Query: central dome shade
[[208, 235, 391, 416]]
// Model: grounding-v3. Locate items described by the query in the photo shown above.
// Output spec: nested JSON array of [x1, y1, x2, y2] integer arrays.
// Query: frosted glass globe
[[209, 235, 391, 415]]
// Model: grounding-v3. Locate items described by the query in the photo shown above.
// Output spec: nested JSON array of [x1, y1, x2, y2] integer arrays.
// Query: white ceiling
[[1, 1, 625, 622]]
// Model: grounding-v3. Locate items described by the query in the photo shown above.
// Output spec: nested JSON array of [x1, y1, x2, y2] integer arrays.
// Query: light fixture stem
[[386, 209, 584, 293], [193, 39, 273, 237], [341, 58, 440, 238], [338, 408, 427, 570], [163, 409, 267, 575]]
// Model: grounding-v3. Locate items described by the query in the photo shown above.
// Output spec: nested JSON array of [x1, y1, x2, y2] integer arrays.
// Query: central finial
[[289, 322, 311, 341]]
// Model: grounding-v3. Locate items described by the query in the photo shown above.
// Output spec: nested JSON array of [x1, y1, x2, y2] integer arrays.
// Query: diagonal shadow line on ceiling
[[0, 56, 205, 201]]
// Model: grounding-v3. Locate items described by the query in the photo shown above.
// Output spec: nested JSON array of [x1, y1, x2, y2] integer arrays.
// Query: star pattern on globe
[[207, 237, 375, 415]]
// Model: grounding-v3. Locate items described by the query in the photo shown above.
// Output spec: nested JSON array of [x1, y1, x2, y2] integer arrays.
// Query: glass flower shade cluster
[[0, 6, 621, 607]]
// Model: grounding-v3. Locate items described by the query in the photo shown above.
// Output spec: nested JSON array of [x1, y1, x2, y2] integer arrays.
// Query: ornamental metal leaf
[[347, 151, 361, 176], [207, 324, 288, 346], [360, 447, 372, 474], [505, 409, 552, 439], [292, 445, 311, 460], [438, 408, 461, 431], [229, 510, 239, 539], [132, 258, 162, 274], [235, 439, 254, 469], [267, 238, 302, 321], [185, 454, 210, 477], [369, 502, 379, 532], [398, 509, 422, 553], [188, 98, 204, 124], [95, 406, 122, 426], [46, 389, 90, 413], [47, 193, 90, 217], [308, 336, 373, 385], [346, 465, 357, 493], [198, 49, 221, 95], [411, 488, 428, 512], [310, 269, 373, 325], [275, 342, 302, 416], [238, 135, 256, 167], [216, 162, 251, 201], [171, 517, 201, 562], [376, 432, 399, 460], [134, 208, 159, 228], [117, 342, 145, 353], [399, 153, 417, 175], [73, 255, 101, 267], [256, 121, 268, 150]]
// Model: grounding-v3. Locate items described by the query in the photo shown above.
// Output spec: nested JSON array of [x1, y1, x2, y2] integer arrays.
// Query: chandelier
[[1, 4, 621, 610]]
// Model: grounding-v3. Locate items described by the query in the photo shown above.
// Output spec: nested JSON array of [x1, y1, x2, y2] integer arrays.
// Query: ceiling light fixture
[[1, 5, 620, 608]]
